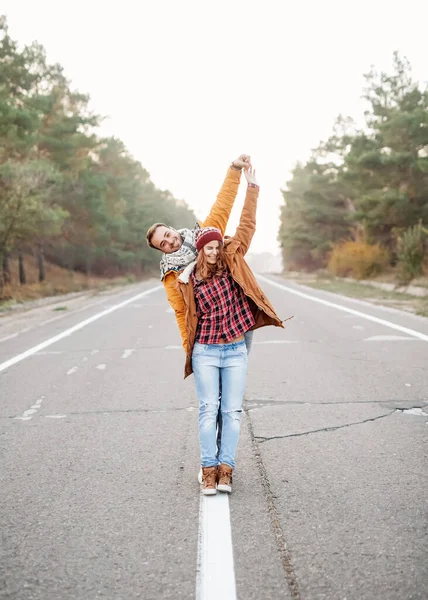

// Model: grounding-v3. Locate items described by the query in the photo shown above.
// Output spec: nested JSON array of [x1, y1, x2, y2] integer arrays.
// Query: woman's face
[[202, 240, 221, 264]]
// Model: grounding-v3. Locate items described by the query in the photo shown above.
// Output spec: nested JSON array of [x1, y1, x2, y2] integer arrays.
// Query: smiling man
[[146, 154, 251, 349]]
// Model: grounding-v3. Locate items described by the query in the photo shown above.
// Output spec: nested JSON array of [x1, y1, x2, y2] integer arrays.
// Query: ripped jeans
[[192, 340, 248, 469]]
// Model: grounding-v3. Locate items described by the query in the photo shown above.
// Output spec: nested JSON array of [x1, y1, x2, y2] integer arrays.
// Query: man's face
[[151, 226, 183, 253]]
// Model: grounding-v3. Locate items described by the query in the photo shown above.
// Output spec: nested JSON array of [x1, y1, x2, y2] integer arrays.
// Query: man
[[146, 154, 252, 350]]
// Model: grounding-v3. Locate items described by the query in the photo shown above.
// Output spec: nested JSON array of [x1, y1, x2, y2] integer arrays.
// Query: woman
[[177, 166, 291, 495]]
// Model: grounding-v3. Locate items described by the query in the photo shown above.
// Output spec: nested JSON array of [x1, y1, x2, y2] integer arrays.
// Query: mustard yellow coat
[[162, 167, 242, 349], [176, 185, 292, 379]]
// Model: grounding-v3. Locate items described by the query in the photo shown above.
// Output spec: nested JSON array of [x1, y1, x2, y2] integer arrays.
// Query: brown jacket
[[163, 167, 242, 350], [177, 185, 292, 379]]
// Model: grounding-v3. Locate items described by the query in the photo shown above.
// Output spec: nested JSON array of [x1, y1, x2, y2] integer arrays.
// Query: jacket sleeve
[[232, 185, 259, 256], [200, 167, 241, 234], [163, 273, 188, 350]]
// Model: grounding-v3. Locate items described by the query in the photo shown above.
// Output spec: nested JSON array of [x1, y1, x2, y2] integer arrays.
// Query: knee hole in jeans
[[222, 409, 242, 421]]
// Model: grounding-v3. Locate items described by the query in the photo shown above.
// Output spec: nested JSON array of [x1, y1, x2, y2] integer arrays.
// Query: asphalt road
[[1, 276, 427, 600]]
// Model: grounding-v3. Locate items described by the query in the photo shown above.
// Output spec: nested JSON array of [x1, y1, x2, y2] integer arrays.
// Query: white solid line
[[0, 333, 19, 343], [365, 335, 417, 341], [196, 494, 236, 600], [257, 274, 428, 342], [0, 285, 163, 374]]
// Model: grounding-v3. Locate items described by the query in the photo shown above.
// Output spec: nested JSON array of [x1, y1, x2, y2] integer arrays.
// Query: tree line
[[278, 53, 428, 281], [0, 15, 195, 293]]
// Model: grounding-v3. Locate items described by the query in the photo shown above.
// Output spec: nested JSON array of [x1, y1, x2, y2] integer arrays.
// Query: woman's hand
[[244, 165, 258, 186], [231, 154, 251, 170]]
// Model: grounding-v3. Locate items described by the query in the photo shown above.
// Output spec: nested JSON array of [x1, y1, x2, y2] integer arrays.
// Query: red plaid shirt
[[192, 268, 255, 344]]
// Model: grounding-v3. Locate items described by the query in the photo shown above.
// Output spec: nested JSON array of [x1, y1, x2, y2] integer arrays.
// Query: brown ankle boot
[[202, 466, 218, 495], [217, 463, 233, 493]]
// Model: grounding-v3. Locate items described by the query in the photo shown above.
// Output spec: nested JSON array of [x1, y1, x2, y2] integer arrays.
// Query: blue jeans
[[216, 330, 253, 454], [192, 340, 248, 469]]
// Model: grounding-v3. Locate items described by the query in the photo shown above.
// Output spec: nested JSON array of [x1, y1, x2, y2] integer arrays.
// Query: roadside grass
[[0, 255, 153, 310], [281, 271, 428, 317]]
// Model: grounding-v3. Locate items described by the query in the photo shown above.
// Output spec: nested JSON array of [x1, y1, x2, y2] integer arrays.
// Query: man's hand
[[244, 165, 258, 186], [231, 154, 251, 170]]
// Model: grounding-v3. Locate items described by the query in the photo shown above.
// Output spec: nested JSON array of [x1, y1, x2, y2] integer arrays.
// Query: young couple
[[146, 155, 288, 495]]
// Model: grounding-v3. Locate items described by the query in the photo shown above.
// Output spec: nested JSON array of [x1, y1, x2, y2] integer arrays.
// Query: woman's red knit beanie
[[194, 227, 223, 251]]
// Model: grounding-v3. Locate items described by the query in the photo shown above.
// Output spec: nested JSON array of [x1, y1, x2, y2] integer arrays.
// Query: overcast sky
[[2, 0, 427, 253]]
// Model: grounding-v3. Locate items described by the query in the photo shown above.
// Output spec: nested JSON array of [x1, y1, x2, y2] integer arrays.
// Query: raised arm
[[200, 155, 250, 234], [233, 167, 259, 256]]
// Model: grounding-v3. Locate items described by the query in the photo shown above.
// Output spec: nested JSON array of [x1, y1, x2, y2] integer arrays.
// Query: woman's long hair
[[196, 242, 226, 281]]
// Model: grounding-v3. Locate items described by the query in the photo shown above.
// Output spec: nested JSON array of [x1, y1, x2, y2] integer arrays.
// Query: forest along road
[[1, 275, 427, 600]]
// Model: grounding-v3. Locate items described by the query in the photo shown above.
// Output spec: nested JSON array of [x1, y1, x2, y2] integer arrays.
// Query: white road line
[[257, 275, 428, 342], [196, 494, 236, 600], [14, 396, 45, 421], [0, 285, 162, 374], [254, 340, 297, 345], [45, 414, 67, 419], [0, 333, 18, 343], [365, 335, 417, 341], [399, 407, 428, 417]]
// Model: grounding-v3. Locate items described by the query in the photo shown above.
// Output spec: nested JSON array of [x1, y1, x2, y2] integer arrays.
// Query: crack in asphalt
[[245, 407, 301, 600], [254, 410, 397, 443]]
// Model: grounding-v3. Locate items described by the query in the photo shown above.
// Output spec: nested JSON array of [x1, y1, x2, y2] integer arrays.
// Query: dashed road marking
[[364, 335, 417, 341], [398, 407, 427, 416], [45, 414, 67, 419], [254, 340, 297, 345], [14, 396, 45, 421]]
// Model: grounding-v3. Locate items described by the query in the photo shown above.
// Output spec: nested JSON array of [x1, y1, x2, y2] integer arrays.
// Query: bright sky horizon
[[2, 1, 427, 254]]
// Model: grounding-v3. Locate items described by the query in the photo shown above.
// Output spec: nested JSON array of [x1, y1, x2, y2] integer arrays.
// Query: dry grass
[[1, 255, 138, 306], [282, 271, 428, 317]]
